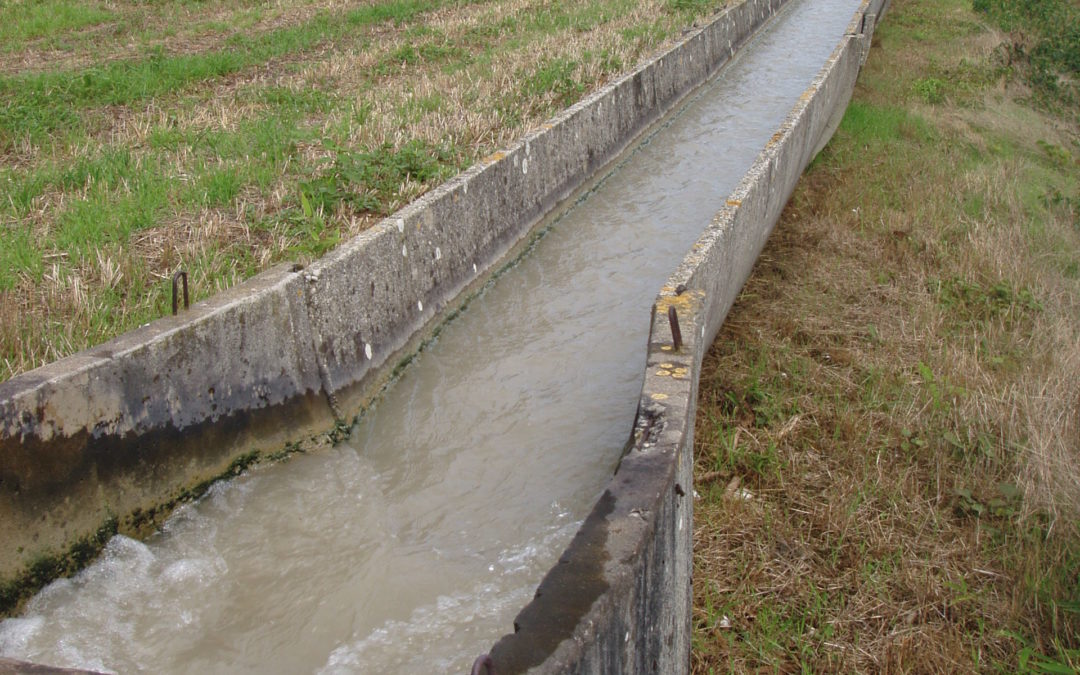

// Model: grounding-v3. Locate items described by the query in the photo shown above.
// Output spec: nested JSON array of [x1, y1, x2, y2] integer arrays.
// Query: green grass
[[524, 57, 586, 105], [973, 0, 1080, 107], [0, 0, 470, 149], [0, 105, 324, 292], [0, 0, 114, 47], [301, 139, 463, 216], [377, 36, 474, 75]]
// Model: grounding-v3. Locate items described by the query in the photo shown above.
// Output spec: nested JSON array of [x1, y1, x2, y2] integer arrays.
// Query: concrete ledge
[[487, 0, 885, 671], [0, 0, 791, 605]]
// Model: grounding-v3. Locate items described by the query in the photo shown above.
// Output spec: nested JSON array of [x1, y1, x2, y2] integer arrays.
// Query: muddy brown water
[[1, 0, 860, 671]]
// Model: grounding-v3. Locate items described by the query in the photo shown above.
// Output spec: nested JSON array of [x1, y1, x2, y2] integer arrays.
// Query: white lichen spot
[[435, 247, 442, 261], [418, 300, 424, 312], [463, 183, 468, 196], [473, 263, 478, 273], [522, 158, 528, 175], [396, 218, 405, 233], [364, 343, 373, 360], [525, 139, 531, 156], [402, 244, 408, 258]]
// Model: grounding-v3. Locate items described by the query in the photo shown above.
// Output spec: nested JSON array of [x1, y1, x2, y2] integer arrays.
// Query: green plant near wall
[[301, 139, 461, 217], [972, 0, 1080, 107]]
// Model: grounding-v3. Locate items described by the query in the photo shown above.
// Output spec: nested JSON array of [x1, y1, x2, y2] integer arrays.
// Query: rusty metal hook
[[668, 305, 683, 351], [172, 270, 189, 316], [470, 654, 496, 675]]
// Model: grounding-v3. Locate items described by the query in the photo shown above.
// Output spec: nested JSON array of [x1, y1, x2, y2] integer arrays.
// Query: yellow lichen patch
[[655, 288, 704, 314], [656, 360, 690, 378], [726, 199, 741, 207], [483, 151, 507, 164], [661, 345, 673, 352], [652, 393, 669, 400]]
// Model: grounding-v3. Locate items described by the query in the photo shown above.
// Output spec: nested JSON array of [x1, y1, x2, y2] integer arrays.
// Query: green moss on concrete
[[0, 516, 118, 617]]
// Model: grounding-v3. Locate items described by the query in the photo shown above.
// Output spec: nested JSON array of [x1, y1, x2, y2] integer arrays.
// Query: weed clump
[[973, 0, 1080, 108], [301, 140, 459, 218]]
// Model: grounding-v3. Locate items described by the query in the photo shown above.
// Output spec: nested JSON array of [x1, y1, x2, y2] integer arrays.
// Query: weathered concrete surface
[[486, 0, 887, 671], [0, 264, 334, 582], [0, 0, 792, 602], [490, 292, 703, 674]]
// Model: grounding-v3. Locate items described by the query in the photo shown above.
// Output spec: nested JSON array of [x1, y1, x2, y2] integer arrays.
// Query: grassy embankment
[[0, 0, 720, 382], [691, 0, 1079, 671]]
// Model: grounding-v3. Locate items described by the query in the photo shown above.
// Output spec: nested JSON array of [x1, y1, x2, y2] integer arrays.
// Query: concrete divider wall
[[486, 0, 887, 671], [0, 0, 792, 603]]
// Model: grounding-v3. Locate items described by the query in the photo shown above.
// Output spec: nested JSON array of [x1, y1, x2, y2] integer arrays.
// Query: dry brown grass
[[691, 0, 1080, 669]]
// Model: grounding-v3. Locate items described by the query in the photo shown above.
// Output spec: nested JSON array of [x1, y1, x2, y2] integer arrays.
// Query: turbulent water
[[1, 0, 861, 671]]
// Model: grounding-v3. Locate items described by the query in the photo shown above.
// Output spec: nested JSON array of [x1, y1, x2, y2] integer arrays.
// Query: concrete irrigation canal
[[0, 0, 887, 670]]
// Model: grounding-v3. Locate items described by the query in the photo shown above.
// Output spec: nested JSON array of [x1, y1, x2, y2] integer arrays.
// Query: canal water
[[0, 0, 860, 671]]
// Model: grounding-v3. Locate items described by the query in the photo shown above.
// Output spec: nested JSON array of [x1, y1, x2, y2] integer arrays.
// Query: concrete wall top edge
[[666, 30, 861, 297], [0, 262, 305, 417]]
